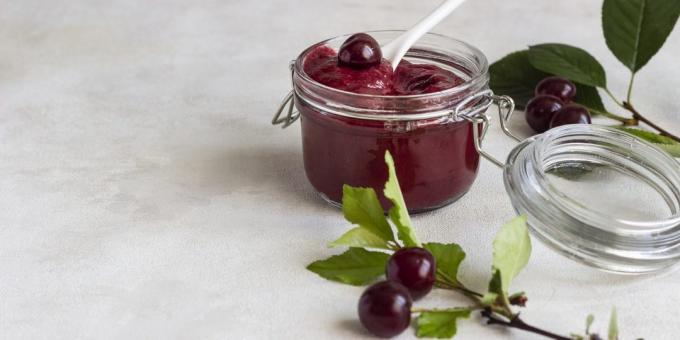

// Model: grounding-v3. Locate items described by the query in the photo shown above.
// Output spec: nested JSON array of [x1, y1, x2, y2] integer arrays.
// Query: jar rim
[[504, 124, 680, 274], [534, 125, 680, 226], [294, 30, 489, 100]]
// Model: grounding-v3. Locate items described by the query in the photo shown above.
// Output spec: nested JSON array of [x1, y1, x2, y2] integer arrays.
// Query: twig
[[626, 73, 635, 103], [623, 101, 680, 142], [481, 309, 571, 340], [587, 107, 636, 125], [604, 88, 624, 108]]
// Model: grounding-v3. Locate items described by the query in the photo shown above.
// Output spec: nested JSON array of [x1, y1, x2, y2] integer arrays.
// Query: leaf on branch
[[603, 0, 680, 72], [489, 50, 549, 109], [489, 49, 607, 114], [481, 292, 499, 307], [573, 83, 605, 113], [416, 308, 471, 338], [615, 127, 680, 157], [608, 308, 618, 340], [486, 269, 507, 306], [586, 314, 595, 334], [492, 215, 532, 293], [306, 248, 390, 286], [424, 242, 466, 286], [341, 185, 395, 244], [528, 43, 607, 88], [384, 151, 421, 247], [329, 227, 393, 250]]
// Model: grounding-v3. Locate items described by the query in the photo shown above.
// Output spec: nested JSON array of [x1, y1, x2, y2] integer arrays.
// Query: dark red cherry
[[525, 95, 564, 133], [549, 104, 592, 128], [535, 76, 577, 103], [338, 33, 382, 69], [358, 281, 412, 338], [386, 247, 435, 300]]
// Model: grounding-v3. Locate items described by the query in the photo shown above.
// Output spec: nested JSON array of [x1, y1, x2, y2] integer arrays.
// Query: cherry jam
[[292, 32, 489, 213]]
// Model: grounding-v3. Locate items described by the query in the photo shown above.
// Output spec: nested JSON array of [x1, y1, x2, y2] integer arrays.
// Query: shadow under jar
[[291, 32, 490, 213]]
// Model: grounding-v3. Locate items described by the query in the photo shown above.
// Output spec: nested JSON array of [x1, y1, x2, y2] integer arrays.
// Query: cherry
[[525, 95, 564, 133], [338, 33, 383, 69], [549, 104, 592, 128], [358, 281, 412, 338], [386, 247, 436, 300], [535, 76, 577, 103]]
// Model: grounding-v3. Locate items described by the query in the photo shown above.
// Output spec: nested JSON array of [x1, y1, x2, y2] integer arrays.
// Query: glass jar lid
[[471, 97, 680, 274], [504, 124, 680, 274]]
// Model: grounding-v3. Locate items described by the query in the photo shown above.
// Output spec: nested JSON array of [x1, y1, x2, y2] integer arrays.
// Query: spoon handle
[[382, 0, 466, 70]]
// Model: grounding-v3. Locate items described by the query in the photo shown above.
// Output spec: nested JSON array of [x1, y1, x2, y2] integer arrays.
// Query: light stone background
[[1, 0, 679, 339]]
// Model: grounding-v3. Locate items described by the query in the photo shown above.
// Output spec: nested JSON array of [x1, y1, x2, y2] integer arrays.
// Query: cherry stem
[[481, 310, 571, 340], [604, 88, 624, 107], [436, 280, 571, 339], [626, 73, 635, 103], [587, 107, 634, 125], [454, 285, 484, 298], [411, 306, 479, 314], [434, 279, 484, 299], [623, 101, 680, 143]]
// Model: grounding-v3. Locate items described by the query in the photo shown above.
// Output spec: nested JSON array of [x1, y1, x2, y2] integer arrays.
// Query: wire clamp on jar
[[457, 92, 517, 167], [272, 61, 299, 128]]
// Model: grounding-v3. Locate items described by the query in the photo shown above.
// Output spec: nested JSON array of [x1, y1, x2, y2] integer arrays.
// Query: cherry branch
[[435, 278, 572, 340], [481, 309, 571, 340], [622, 101, 680, 143]]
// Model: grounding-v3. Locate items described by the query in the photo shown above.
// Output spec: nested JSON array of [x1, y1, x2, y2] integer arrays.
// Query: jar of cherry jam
[[274, 31, 509, 213]]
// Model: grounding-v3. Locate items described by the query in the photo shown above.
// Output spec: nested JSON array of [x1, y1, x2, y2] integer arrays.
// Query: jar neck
[[292, 31, 489, 122]]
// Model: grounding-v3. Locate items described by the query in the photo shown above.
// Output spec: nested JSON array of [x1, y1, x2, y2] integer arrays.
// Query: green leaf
[[424, 242, 466, 286], [481, 292, 499, 307], [615, 127, 680, 157], [489, 50, 549, 109], [416, 308, 471, 338], [487, 269, 504, 296], [383, 151, 420, 247], [329, 227, 392, 250], [306, 248, 390, 286], [528, 44, 607, 88], [616, 127, 678, 144], [608, 308, 618, 340], [342, 185, 395, 243], [573, 84, 605, 113], [586, 314, 595, 334], [659, 143, 680, 158], [489, 49, 607, 112], [603, 0, 680, 72], [492, 215, 532, 293]]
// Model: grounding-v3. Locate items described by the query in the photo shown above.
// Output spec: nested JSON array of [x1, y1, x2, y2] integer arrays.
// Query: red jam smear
[[299, 45, 479, 212]]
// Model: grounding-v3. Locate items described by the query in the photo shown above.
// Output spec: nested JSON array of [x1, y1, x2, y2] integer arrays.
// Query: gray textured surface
[[1, 0, 679, 339]]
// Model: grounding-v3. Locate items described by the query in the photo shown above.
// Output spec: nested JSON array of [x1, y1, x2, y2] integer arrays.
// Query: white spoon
[[382, 0, 467, 70]]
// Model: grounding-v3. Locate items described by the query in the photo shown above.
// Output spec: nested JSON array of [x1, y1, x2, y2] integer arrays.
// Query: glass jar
[[274, 31, 494, 213]]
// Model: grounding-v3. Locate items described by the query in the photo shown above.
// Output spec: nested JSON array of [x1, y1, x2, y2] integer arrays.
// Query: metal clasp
[[272, 61, 300, 128], [462, 94, 519, 168]]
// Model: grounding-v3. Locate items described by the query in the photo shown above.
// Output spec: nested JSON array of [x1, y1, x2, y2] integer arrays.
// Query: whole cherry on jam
[[386, 247, 436, 300], [525, 95, 564, 133], [535, 76, 577, 103], [358, 280, 412, 338], [549, 104, 592, 128], [338, 33, 383, 69]]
